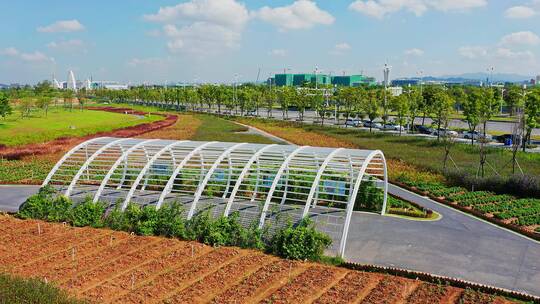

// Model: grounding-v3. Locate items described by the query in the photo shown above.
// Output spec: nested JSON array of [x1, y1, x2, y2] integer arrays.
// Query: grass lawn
[[192, 114, 276, 144], [0, 273, 85, 304], [0, 107, 162, 147]]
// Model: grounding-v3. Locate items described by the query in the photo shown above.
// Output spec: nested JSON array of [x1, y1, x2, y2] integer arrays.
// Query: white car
[[345, 118, 362, 127], [363, 121, 383, 129], [382, 124, 406, 131], [432, 128, 458, 137], [462, 131, 492, 141]]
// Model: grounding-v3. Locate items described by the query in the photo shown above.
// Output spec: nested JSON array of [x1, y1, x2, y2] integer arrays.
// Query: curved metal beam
[[65, 138, 130, 197], [301, 148, 345, 218], [338, 150, 385, 258], [41, 137, 107, 187], [187, 143, 247, 219], [155, 141, 217, 209], [92, 139, 159, 203], [121, 141, 187, 210], [258, 146, 310, 228], [223, 144, 277, 217]]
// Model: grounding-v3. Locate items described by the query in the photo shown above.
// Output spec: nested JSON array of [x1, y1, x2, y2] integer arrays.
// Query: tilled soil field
[[0, 216, 522, 304]]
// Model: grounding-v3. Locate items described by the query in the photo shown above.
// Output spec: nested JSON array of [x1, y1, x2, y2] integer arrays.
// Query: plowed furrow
[[406, 282, 452, 304], [360, 276, 418, 304], [81, 242, 209, 303], [260, 266, 345, 304], [113, 247, 242, 304], [211, 260, 305, 304], [0, 223, 73, 256], [165, 252, 270, 304], [61, 237, 177, 292], [15, 231, 129, 279], [313, 271, 383, 304], [6, 227, 107, 268], [38, 234, 148, 282]]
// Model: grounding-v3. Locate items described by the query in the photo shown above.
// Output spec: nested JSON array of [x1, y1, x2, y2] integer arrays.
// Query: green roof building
[[275, 74, 294, 86], [332, 75, 376, 86]]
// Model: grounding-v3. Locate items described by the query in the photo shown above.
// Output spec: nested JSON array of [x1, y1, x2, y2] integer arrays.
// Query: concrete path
[[0, 185, 39, 213]]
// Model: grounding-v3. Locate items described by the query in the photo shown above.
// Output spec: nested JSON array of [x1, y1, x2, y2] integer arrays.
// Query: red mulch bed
[[0, 107, 177, 160]]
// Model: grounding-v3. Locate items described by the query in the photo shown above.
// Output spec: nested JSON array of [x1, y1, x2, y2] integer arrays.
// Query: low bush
[[0, 273, 86, 304], [17, 189, 332, 262], [269, 218, 332, 261]]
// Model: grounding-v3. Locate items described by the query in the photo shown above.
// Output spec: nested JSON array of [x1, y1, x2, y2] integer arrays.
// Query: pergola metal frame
[[43, 137, 388, 257]]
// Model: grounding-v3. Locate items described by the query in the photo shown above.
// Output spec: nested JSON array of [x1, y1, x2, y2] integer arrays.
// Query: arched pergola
[[43, 137, 388, 257]]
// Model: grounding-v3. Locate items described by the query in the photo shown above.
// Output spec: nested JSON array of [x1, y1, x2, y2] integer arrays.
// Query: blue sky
[[1, 0, 540, 84]]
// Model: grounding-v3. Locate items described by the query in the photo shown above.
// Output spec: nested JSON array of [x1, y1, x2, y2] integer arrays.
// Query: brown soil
[[260, 265, 346, 303], [0, 216, 527, 304], [313, 271, 383, 304]]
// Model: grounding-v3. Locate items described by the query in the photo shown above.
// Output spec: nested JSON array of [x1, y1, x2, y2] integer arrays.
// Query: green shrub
[[69, 197, 106, 228], [46, 196, 72, 222], [270, 218, 332, 261], [0, 273, 86, 304], [104, 202, 130, 231], [18, 186, 61, 220], [153, 202, 187, 238]]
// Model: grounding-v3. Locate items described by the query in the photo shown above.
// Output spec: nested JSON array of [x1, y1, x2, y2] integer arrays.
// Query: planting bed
[[0, 216, 527, 303]]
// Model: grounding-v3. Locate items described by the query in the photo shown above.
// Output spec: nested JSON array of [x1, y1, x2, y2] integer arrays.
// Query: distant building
[[391, 78, 422, 86], [387, 86, 403, 96], [90, 81, 129, 90], [536, 75, 540, 85], [274, 73, 375, 87]]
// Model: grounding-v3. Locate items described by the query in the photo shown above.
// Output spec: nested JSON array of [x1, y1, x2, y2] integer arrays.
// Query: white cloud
[[255, 0, 335, 31], [0, 47, 19, 56], [334, 43, 352, 52], [505, 6, 536, 19], [127, 57, 169, 67], [500, 31, 540, 46], [37, 19, 85, 33], [269, 49, 287, 56], [349, 0, 487, 18], [47, 39, 85, 52], [404, 48, 424, 56], [458, 46, 488, 59], [494, 48, 534, 60], [0, 47, 53, 63], [144, 0, 249, 54]]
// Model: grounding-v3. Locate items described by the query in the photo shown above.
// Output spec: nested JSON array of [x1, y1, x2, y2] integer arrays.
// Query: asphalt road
[[0, 183, 539, 296]]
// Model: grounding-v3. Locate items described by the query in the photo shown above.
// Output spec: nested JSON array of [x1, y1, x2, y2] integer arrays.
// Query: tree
[[504, 86, 525, 116], [35, 95, 52, 117], [430, 90, 453, 141], [63, 90, 74, 111], [363, 90, 380, 133], [279, 87, 295, 119], [524, 90, 540, 148], [19, 97, 34, 118], [391, 94, 409, 136], [406, 87, 422, 133], [0, 92, 12, 120], [462, 88, 481, 145]]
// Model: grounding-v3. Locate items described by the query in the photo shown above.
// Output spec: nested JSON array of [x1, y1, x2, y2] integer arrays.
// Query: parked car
[[414, 125, 433, 134], [363, 121, 383, 129], [462, 131, 492, 141], [345, 118, 362, 127], [494, 134, 522, 144], [381, 124, 406, 131], [432, 128, 458, 137]]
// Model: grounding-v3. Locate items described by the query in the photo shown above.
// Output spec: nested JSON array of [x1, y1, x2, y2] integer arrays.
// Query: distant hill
[[438, 72, 531, 83]]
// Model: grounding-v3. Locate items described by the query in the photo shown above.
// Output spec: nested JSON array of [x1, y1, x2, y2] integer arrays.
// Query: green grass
[[191, 114, 276, 144], [0, 273, 85, 304], [0, 107, 161, 147]]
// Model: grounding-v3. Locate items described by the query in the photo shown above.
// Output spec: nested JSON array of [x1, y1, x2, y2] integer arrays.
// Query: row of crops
[[403, 180, 540, 231]]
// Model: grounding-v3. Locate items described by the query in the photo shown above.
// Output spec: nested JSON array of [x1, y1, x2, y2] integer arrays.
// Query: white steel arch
[[223, 144, 277, 216], [187, 143, 247, 219], [92, 139, 159, 203], [258, 146, 310, 228], [43, 137, 388, 258], [155, 141, 217, 209], [42, 137, 106, 186], [121, 141, 187, 210], [64, 138, 129, 197]]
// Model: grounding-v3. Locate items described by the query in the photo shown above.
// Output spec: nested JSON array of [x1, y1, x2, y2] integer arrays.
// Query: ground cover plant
[[0, 272, 86, 304], [0, 216, 526, 303]]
